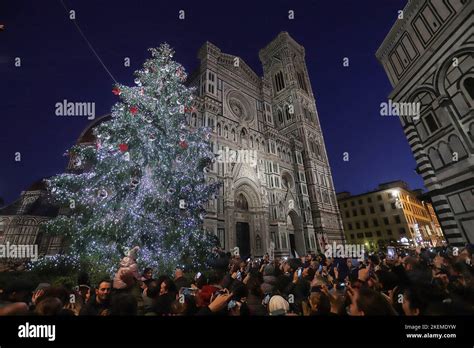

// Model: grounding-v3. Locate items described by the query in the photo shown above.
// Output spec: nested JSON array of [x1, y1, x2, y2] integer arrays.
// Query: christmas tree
[[41, 44, 219, 275]]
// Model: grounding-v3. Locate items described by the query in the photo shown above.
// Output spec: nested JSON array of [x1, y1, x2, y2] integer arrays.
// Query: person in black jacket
[[80, 279, 112, 316]]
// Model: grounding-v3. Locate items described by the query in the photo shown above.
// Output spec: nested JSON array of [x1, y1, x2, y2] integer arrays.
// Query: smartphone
[[181, 287, 197, 296], [387, 247, 396, 260], [236, 271, 242, 281], [297, 267, 302, 278], [195, 272, 202, 280], [317, 264, 323, 273]]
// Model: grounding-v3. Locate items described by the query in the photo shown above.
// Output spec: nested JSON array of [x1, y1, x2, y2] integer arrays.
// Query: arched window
[[278, 109, 283, 124], [274, 71, 285, 92], [241, 128, 247, 139], [262, 141, 266, 152], [231, 129, 236, 141], [199, 114, 204, 127], [438, 141, 452, 165], [217, 123, 221, 136], [192, 113, 197, 127], [448, 135, 468, 159], [285, 105, 291, 121], [224, 126, 229, 138], [250, 136, 254, 148], [428, 148, 443, 169]]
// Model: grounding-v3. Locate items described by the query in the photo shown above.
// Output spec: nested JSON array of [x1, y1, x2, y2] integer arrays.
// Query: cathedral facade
[[186, 32, 345, 257]]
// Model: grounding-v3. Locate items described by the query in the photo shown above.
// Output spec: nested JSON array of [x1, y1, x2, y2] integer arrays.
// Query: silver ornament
[[98, 189, 108, 199], [130, 178, 140, 188], [73, 158, 82, 167]]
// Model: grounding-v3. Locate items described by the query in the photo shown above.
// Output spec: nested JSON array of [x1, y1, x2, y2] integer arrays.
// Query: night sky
[[0, 0, 423, 206]]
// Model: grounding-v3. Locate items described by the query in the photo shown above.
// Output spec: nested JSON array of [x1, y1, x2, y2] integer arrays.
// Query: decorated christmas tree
[[41, 44, 219, 275]]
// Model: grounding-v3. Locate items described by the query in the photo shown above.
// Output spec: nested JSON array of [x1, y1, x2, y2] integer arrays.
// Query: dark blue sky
[[0, 0, 423, 205]]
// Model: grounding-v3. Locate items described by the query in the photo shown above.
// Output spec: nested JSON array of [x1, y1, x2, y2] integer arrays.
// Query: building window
[[297, 71, 308, 92], [395, 215, 401, 224], [348, 223, 353, 230], [278, 110, 283, 124], [391, 202, 397, 210], [399, 227, 406, 234], [377, 195, 382, 201], [380, 204, 385, 212], [383, 217, 389, 225], [376, 231, 381, 237], [343, 202, 347, 208], [463, 76, 474, 102], [360, 208, 366, 215], [356, 222, 361, 229], [358, 199, 363, 205], [285, 105, 291, 121], [370, 206, 375, 214], [357, 233, 364, 238], [351, 201, 355, 207], [387, 229, 393, 235], [350, 234, 355, 239], [345, 211, 350, 218], [424, 113, 440, 133], [274, 71, 285, 92], [373, 219, 379, 227], [363, 220, 369, 228], [352, 209, 357, 217], [367, 197, 372, 203], [365, 232, 373, 238]]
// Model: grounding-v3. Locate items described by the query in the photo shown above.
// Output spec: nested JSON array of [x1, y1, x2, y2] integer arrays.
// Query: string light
[[33, 44, 219, 276]]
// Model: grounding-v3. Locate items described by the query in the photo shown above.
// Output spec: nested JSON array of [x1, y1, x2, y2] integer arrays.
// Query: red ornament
[[119, 143, 128, 152], [184, 106, 197, 113], [112, 87, 121, 96], [179, 140, 188, 150], [130, 106, 138, 115]]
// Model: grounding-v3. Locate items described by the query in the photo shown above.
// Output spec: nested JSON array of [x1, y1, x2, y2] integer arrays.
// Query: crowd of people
[[0, 244, 473, 316]]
